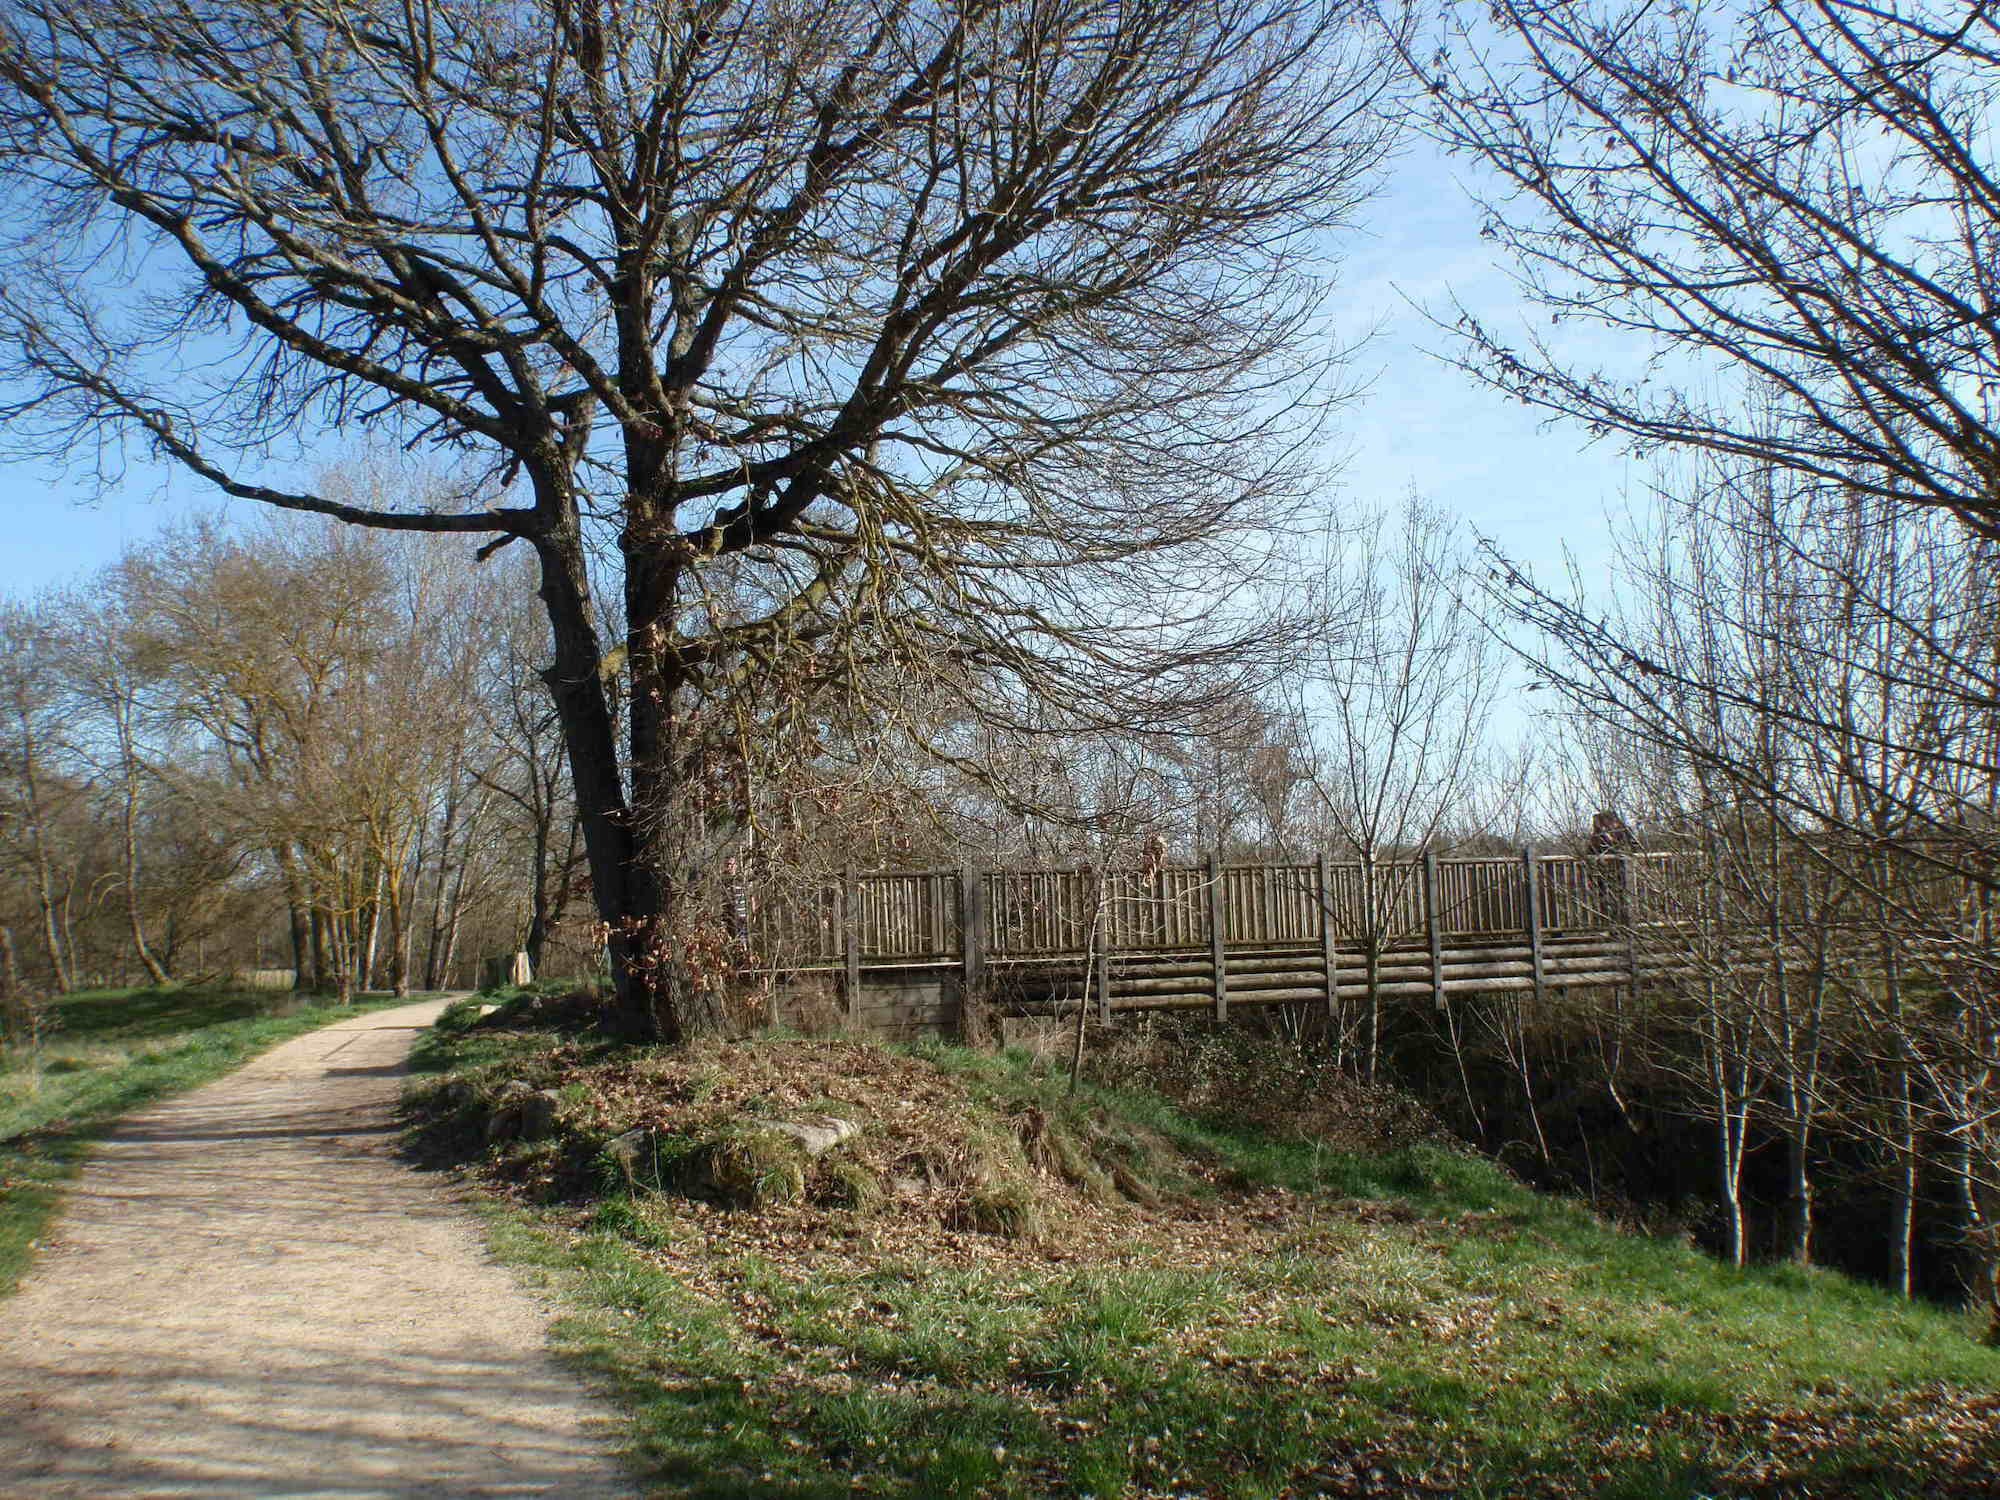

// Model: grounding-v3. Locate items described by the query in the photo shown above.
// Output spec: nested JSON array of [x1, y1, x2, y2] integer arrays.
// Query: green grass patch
[[413, 1018, 2000, 1498], [0, 983, 415, 1295]]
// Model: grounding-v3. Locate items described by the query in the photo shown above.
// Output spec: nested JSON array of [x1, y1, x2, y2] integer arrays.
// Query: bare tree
[[1404, 0, 2000, 896], [0, 0, 1397, 1039], [0, 603, 79, 992], [54, 587, 171, 985], [1293, 492, 1503, 1079], [1404, 0, 2000, 540]]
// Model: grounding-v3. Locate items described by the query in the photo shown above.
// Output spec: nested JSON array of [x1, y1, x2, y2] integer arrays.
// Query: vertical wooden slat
[[1424, 851, 1445, 1010], [1318, 850, 1337, 1023], [1208, 849, 1228, 1020], [843, 865, 861, 1023], [1523, 845, 1546, 1007], [1620, 853, 1639, 1000], [1096, 896, 1113, 1028]]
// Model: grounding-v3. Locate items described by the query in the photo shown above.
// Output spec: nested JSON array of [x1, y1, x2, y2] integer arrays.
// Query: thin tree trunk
[[1884, 929, 1916, 1299], [359, 861, 383, 992], [309, 900, 330, 994], [1718, 1101, 1749, 1269], [278, 848, 312, 992], [30, 835, 68, 994], [1362, 857, 1380, 1084], [423, 779, 462, 990], [525, 813, 553, 975], [115, 710, 169, 985], [438, 853, 472, 990]]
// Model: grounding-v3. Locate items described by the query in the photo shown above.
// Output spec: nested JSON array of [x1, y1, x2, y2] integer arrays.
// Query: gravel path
[[0, 998, 636, 1499]]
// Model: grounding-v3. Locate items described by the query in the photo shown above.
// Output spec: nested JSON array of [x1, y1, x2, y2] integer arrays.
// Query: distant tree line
[[0, 493, 587, 999]]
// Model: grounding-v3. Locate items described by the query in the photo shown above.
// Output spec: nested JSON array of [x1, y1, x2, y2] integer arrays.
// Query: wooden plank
[[1208, 848, 1227, 1020]]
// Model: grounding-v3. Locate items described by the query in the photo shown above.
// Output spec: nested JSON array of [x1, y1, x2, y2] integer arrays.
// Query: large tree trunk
[[1780, 1121, 1814, 1266], [531, 488, 666, 1041], [1718, 1105, 1749, 1269]]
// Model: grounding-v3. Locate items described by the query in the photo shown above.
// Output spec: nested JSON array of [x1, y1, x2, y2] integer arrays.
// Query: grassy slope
[[411, 1002, 2000, 1500], [0, 984, 410, 1294]]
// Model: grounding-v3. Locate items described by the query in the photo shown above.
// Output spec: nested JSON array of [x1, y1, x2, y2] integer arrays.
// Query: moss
[[816, 1157, 885, 1213], [696, 1126, 808, 1208], [960, 1176, 1042, 1239]]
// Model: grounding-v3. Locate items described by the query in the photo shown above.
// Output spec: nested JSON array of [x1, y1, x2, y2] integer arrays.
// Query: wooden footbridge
[[757, 850, 1697, 1036]]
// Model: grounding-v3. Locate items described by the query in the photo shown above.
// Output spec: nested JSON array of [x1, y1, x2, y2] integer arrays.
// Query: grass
[[0, 982, 415, 1295], [409, 1003, 2000, 1498]]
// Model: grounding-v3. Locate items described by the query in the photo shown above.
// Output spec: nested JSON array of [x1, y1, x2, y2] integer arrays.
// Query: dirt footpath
[[0, 998, 635, 1499]]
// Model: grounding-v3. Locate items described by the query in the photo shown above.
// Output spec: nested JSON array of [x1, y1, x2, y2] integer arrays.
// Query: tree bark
[[530, 484, 664, 1041]]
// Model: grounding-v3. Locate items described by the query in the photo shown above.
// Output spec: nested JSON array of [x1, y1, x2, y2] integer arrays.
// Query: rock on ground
[[0, 998, 634, 1499]]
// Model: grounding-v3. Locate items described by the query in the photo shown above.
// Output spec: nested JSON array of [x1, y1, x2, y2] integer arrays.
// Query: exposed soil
[[0, 998, 633, 1499]]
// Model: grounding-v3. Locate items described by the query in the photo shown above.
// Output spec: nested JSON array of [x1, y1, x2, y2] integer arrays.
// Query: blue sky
[[0, 140, 1636, 611]]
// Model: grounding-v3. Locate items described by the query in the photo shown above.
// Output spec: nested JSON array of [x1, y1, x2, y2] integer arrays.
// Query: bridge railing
[[754, 849, 1693, 970]]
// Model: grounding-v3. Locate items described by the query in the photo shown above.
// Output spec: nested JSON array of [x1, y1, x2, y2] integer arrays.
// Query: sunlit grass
[[418, 1014, 2000, 1498]]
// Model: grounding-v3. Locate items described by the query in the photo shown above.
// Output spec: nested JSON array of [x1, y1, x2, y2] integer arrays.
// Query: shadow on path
[[0, 1000, 635, 1500]]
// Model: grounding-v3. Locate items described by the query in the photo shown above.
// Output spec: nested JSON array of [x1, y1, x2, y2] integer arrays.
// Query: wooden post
[[1424, 851, 1445, 1011], [1619, 853, 1639, 1000], [1523, 845, 1547, 1007], [843, 865, 862, 1025], [1096, 938, 1113, 1027], [1207, 849, 1228, 1021], [961, 865, 986, 997], [1317, 850, 1337, 1023]]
